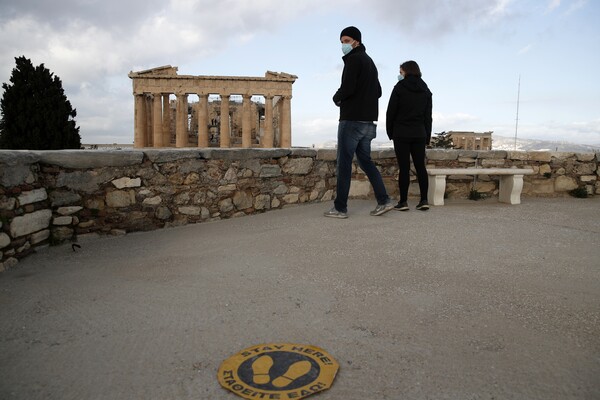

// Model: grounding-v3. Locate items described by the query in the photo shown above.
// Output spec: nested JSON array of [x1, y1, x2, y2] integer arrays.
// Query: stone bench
[[427, 168, 535, 206]]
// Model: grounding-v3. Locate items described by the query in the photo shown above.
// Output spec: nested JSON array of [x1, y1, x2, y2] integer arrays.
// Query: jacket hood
[[399, 75, 430, 94]]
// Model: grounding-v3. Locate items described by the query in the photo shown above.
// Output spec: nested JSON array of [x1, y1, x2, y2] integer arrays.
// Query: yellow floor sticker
[[218, 343, 339, 399]]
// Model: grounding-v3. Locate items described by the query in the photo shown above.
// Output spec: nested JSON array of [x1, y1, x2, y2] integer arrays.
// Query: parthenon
[[128, 66, 297, 148]]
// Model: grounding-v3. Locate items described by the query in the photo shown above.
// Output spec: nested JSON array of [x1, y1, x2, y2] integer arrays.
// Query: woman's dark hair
[[400, 60, 422, 77]]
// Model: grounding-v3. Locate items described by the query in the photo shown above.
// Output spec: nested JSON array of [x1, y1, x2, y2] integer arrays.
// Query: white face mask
[[342, 43, 353, 55], [397, 74, 404, 81]]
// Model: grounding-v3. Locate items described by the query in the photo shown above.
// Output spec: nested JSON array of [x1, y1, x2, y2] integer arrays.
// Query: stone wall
[[1, 148, 598, 272]]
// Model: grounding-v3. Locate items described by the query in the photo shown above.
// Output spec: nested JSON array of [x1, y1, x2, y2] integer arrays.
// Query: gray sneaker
[[324, 207, 348, 219], [370, 200, 394, 216]]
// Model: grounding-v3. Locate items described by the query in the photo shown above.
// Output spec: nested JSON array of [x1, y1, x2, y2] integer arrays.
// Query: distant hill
[[491, 135, 599, 153], [315, 136, 599, 153]]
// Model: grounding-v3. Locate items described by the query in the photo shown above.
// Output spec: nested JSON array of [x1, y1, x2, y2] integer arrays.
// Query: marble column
[[242, 94, 252, 148], [162, 94, 171, 147], [175, 93, 188, 148], [262, 95, 274, 148], [134, 94, 147, 148], [197, 94, 209, 147], [152, 94, 163, 147], [145, 95, 153, 146], [280, 95, 292, 148], [220, 95, 230, 148]]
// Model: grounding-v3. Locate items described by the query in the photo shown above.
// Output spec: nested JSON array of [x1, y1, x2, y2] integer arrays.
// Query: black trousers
[[393, 137, 428, 203]]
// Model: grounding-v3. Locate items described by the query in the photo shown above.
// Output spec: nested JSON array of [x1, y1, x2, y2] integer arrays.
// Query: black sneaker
[[394, 201, 409, 211], [416, 200, 429, 211]]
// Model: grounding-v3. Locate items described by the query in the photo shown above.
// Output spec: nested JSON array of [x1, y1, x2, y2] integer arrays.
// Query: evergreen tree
[[430, 131, 454, 149], [0, 56, 81, 149]]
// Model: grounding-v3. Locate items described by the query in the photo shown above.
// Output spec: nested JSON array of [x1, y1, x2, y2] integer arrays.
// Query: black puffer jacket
[[386, 75, 432, 142], [333, 44, 382, 122]]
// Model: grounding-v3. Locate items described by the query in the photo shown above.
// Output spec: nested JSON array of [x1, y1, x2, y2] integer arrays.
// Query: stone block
[[458, 150, 479, 159], [224, 167, 238, 182], [0, 165, 34, 187], [507, 151, 529, 160], [473, 181, 496, 193], [18, 188, 47, 206], [112, 177, 142, 189], [179, 206, 201, 216], [426, 149, 458, 161], [554, 176, 578, 191], [574, 163, 596, 175], [273, 184, 288, 195], [576, 153, 596, 162], [530, 180, 554, 194], [49, 190, 82, 207], [580, 175, 597, 182], [539, 164, 552, 175], [233, 191, 253, 210], [51, 226, 73, 241], [0, 232, 10, 249], [481, 159, 506, 167], [57, 206, 83, 215], [290, 149, 317, 157], [155, 206, 172, 220], [53, 216, 73, 226], [477, 151, 507, 159], [316, 149, 337, 161], [10, 209, 52, 238], [143, 196, 162, 206], [183, 172, 201, 185], [349, 180, 371, 197], [282, 158, 314, 175], [106, 190, 136, 208], [282, 193, 299, 204], [37, 150, 143, 168], [30, 229, 50, 245], [0, 196, 16, 210], [260, 165, 282, 178], [254, 194, 271, 210], [528, 151, 552, 162], [549, 152, 575, 161], [322, 189, 334, 201], [219, 198, 234, 213]]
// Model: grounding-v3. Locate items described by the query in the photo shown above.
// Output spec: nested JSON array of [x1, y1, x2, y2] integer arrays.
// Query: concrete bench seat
[[427, 168, 535, 206]]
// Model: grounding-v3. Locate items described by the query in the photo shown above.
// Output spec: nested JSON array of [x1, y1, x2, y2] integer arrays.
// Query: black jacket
[[333, 44, 382, 122], [386, 75, 432, 142]]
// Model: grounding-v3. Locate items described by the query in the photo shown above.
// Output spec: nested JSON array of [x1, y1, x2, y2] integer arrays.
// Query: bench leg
[[499, 175, 524, 204], [428, 175, 447, 206]]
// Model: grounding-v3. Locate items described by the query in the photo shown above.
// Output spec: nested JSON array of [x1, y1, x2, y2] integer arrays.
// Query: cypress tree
[[430, 131, 455, 149], [0, 56, 81, 149]]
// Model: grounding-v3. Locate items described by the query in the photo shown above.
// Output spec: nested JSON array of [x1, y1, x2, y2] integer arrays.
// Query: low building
[[449, 131, 493, 150]]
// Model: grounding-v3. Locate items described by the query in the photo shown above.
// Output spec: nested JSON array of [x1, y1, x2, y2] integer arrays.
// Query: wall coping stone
[[35, 150, 144, 168]]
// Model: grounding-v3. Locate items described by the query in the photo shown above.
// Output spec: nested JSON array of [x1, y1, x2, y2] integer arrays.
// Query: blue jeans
[[334, 121, 390, 212]]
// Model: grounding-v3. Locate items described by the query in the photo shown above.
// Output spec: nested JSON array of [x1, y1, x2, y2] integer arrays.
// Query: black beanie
[[340, 26, 361, 42]]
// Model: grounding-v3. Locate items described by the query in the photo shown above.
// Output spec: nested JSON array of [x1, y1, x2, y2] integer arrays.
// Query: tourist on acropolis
[[386, 60, 432, 211], [324, 26, 393, 219]]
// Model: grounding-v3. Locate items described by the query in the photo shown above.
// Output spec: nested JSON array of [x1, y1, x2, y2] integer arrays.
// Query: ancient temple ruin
[[128, 66, 297, 148]]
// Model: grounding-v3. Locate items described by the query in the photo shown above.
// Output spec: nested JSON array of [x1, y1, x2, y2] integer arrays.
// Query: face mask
[[342, 43, 353, 55], [397, 74, 404, 81]]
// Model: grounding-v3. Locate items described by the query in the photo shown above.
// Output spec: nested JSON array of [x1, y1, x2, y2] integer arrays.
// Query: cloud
[[517, 44, 534, 55], [364, 0, 517, 39], [546, 0, 561, 12]]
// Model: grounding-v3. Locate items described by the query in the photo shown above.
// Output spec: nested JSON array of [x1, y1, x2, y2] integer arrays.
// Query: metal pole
[[514, 74, 521, 151]]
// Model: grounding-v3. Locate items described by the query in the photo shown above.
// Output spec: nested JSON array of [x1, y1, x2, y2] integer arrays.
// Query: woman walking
[[386, 60, 432, 211]]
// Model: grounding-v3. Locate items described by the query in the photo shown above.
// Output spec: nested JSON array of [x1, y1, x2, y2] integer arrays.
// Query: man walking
[[324, 26, 393, 219]]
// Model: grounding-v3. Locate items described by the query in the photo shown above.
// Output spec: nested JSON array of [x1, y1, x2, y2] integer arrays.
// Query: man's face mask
[[341, 41, 354, 55]]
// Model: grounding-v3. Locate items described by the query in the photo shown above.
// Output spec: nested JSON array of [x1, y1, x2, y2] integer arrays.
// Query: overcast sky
[[1, 0, 599, 147]]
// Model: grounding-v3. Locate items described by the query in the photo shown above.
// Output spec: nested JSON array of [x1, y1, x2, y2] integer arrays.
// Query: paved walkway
[[1, 198, 599, 400]]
